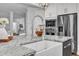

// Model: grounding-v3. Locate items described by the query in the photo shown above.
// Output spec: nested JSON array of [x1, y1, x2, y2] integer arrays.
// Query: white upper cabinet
[[56, 3, 77, 15], [64, 3, 77, 13], [45, 4, 57, 18], [76, 4, 79, 12], [56, 4, 65, 15], [45, 3, 77, 18]]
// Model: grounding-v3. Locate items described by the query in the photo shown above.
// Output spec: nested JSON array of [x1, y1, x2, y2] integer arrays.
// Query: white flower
[[0, 18, 9, 25]]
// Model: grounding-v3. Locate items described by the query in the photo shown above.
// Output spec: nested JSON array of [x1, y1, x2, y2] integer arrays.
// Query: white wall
[[10, 4, 45, 40], [13, 18, 25, 34], [0, 4, 28, 34], [25, 6, 44, 40]]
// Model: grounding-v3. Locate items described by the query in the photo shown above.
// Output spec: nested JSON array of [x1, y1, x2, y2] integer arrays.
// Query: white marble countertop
[[0, 35, 38, 56], [44, 35, 72, 42], [0, 35, 72, 56], [54, 36, 72, 42], [0, 46, 36, 56], [13, 36, 42, 45]]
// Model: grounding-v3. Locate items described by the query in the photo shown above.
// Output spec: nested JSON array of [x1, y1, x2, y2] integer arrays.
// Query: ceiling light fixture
[[39, 3, 48, 8]]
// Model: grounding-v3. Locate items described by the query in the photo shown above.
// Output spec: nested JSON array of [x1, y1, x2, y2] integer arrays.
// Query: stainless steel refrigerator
[[57, 13, 77, 54]]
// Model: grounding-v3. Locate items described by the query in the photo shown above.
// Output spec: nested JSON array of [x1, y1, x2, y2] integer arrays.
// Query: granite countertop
[[0, 46, 36, 56]]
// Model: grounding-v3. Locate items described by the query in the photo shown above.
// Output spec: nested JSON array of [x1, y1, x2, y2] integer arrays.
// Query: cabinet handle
[[64, 43, 71, 48]]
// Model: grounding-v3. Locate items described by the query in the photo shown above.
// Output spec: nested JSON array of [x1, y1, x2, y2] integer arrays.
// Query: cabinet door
[[63, 45, 72, 56], [45, 4, 57, 18], [56, 4, 65, 15], [63, 39, 72, 56], [64, 4, 77, 13], [56, 4, 77, 15]]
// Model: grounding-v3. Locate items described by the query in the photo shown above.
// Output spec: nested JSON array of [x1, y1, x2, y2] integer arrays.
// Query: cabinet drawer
[[63, 39, 72, 56], [63, 45, 72, 56]]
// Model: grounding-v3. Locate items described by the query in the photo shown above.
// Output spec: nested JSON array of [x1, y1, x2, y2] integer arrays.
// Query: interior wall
[[13, 18, 25, 34], [26, 7, 44, 40], [0, 3, 27, 34]]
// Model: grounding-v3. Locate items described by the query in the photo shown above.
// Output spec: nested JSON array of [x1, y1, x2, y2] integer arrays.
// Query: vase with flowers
[[0, 18, 9, 40], [0, 18, 9, 28], [35, 25, 44, 37]]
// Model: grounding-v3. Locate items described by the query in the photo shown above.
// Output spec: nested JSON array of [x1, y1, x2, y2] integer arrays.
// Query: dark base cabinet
[[63, 39, 72, 56]]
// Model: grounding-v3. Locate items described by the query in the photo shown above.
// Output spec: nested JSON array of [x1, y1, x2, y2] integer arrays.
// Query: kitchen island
[[45, 36, 72, 56]]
